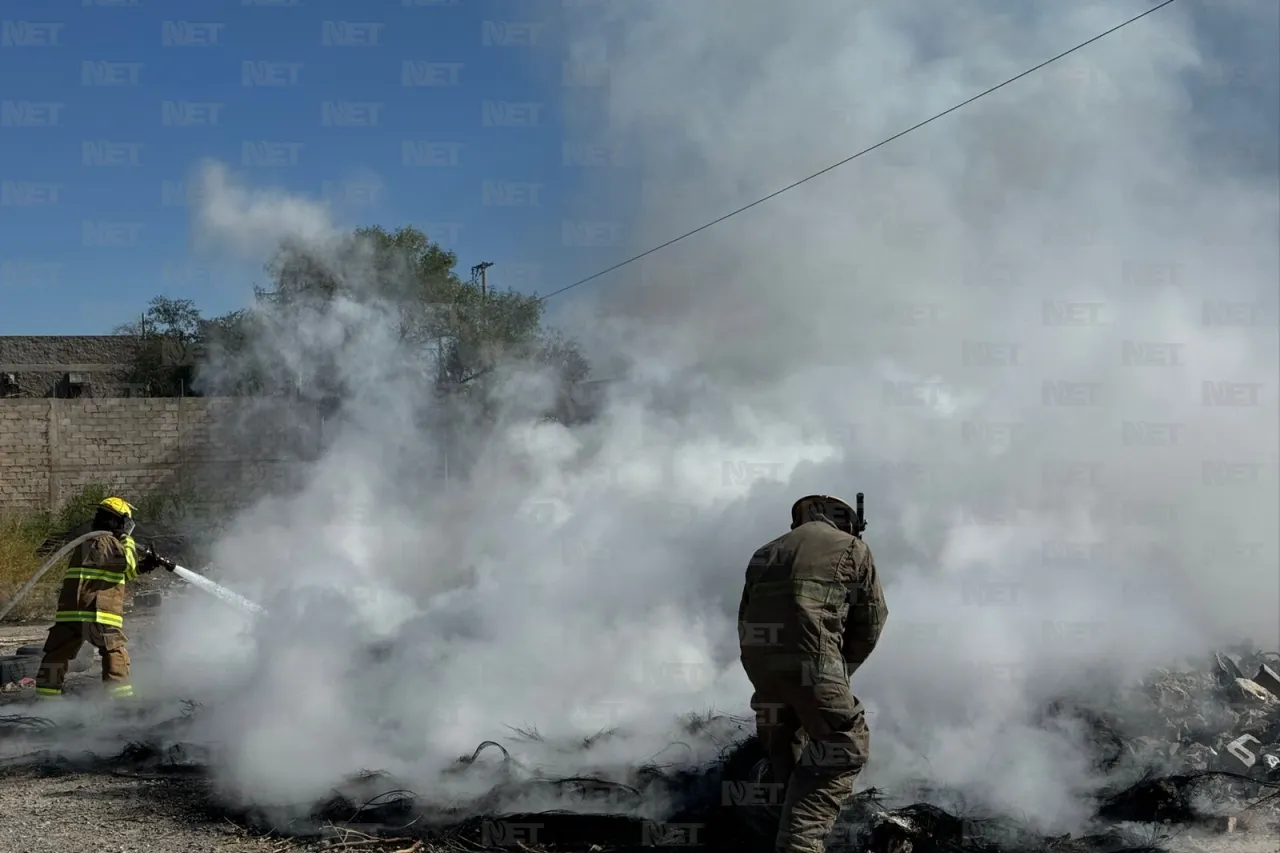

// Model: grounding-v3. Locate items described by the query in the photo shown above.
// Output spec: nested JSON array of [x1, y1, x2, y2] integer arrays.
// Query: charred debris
[[2, 648, 1279, 852]]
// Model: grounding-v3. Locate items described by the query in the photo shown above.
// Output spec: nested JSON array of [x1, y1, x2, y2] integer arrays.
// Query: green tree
[[113, 296, 206, 396], [210, 225, 589, 409]]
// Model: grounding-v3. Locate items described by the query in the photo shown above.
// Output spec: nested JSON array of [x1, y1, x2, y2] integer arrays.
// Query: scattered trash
[[130, 591, 163, 610]]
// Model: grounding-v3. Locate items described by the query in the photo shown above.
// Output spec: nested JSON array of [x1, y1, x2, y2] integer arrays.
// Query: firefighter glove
[[140, 548, 174, 574]]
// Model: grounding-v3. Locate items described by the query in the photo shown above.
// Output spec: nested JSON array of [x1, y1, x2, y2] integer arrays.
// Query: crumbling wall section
[[0, 397, 322, 513]]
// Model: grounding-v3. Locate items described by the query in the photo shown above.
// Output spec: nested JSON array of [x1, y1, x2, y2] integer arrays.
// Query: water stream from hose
[[170, 565, 266, 615]]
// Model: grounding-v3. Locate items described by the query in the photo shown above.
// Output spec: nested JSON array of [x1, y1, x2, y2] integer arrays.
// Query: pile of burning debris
[[1049, 644, 1280, 782], [2, 648, 1279, 852], [1126, 645, 1280, 777]]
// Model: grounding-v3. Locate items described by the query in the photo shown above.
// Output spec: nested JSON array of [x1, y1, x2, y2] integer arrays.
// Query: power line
[[536, 0, 1179, 304]]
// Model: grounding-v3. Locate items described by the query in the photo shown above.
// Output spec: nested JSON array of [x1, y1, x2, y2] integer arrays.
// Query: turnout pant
[[35, 622, 132, 698], [745, 663, 869, 853]]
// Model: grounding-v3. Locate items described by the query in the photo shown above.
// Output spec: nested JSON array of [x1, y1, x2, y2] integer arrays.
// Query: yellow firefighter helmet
[[99, 496, 135, 519]]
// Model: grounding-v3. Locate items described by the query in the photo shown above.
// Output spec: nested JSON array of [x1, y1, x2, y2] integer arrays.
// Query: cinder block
[[1254, 664, 1280, 699]]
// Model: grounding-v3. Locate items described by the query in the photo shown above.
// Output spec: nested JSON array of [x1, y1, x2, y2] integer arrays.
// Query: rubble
[[1228, 678, 1277, 708], [1252, 665, 1280, 701]]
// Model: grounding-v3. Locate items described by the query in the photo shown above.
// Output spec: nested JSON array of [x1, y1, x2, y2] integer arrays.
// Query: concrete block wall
[[0, 397, 320, 513], [0, 400, 52, 509], [0, 335, 139, 398]]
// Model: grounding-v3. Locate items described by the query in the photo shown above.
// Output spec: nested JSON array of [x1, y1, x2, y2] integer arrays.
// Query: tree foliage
[[111, 296, 205, 396], [118, 226, 591, 420]]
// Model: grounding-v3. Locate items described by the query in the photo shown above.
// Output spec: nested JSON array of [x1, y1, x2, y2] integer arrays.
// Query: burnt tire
[[1, 644, 94, 679], [0, 653, 40, 685], [18, 643, 94, 671]]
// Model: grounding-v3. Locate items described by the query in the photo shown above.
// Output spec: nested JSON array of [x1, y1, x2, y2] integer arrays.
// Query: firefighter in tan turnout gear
[[738, 494, 888, 853], [35, 497, 163, 699]]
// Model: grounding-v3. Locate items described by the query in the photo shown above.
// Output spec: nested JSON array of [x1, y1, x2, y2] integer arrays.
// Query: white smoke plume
[[126, 0, 1279, 836], [191, 159, 339, 259]]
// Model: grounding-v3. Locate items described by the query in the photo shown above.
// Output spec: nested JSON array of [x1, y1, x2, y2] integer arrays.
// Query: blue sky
[[0, 1, 1275, 336], [0, 0, 623, 334]]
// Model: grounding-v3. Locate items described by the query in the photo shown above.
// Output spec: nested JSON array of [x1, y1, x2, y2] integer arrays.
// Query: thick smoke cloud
[[130, 0, 1279, 836]]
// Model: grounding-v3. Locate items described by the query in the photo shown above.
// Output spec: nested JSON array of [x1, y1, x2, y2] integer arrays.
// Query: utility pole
[[470, 261, 493, 300], [469, 261, 496, 383]]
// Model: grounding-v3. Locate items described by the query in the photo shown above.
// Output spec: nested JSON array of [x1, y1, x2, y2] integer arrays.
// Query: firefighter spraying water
[[0, 495, 267, 699]]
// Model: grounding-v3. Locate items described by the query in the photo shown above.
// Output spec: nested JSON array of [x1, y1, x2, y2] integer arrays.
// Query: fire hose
[[0, 531, 265, 622], [0, 530, 114, 623]]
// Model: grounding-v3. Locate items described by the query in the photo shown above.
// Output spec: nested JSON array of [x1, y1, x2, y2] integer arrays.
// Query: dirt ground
[[0, 771, 284, 853], [0, 612, 287, 853]]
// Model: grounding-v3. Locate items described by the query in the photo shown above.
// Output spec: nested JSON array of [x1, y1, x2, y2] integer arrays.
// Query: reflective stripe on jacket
[[54, 533, 137, 627]]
